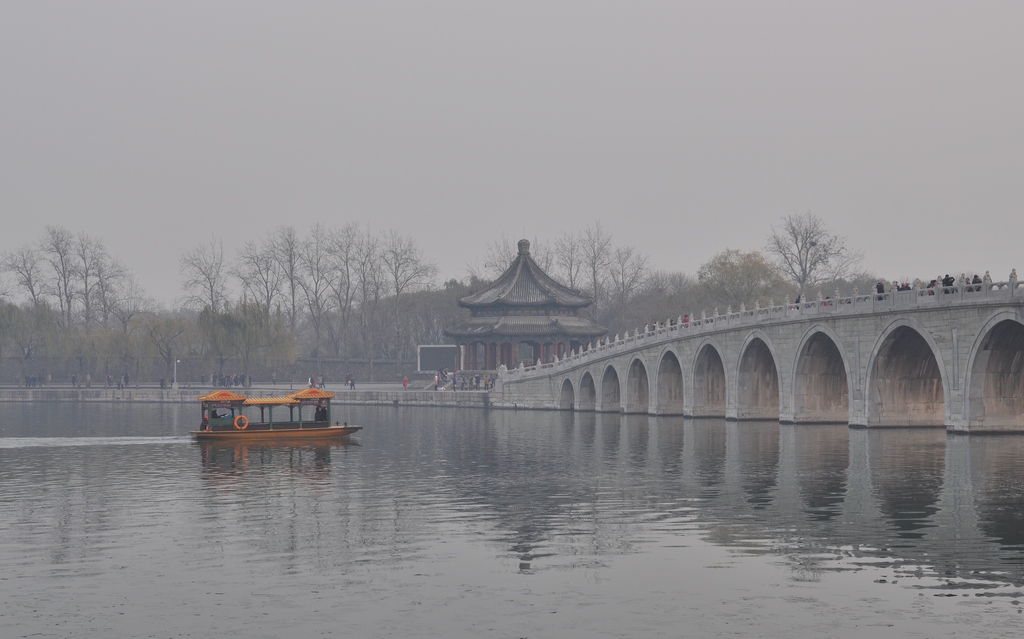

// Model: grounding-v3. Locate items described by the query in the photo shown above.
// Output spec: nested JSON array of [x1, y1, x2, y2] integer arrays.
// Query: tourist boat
[[191, 388, 362, 441]]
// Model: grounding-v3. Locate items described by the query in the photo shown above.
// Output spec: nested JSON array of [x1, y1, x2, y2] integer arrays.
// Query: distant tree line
[[1, 214, 886, 385]]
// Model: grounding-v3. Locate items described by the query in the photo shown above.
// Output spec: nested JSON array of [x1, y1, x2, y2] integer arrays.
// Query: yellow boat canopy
[[243, 396, 300, 406], [197, 390, 247, 403], [287, 388, 336, 401]]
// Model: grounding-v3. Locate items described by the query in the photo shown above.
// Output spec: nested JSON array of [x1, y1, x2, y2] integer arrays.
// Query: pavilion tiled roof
[[458, 239, 593, 309]]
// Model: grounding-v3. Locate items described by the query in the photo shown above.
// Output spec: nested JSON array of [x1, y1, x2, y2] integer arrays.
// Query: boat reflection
[[198, 439, 360, 478]]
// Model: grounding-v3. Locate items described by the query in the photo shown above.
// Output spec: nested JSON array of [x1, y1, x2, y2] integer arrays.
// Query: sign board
[[418, 345, 460, 372]]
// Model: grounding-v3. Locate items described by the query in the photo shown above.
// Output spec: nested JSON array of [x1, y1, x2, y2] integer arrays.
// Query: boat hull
[[190, 425, 361, 441]]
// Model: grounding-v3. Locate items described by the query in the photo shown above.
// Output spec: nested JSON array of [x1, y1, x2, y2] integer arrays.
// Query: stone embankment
[[0, 386, 498, 409]]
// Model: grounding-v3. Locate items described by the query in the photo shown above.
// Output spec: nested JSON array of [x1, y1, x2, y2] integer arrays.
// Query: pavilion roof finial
[[517, 239, 530, 256]]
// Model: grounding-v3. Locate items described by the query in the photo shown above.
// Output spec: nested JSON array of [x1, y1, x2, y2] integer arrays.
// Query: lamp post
[[172, 359, 180, 390]]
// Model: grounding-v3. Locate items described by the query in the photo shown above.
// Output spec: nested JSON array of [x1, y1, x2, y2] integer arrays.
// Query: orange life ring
[[234, 415, 249, 430]]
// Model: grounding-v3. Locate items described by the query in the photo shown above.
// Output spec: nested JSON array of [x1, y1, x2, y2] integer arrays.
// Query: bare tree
[[298, 224, 334, 361], [110, 275, 154, 334], [381, 230, 438, 360], [233, 234, 282, 317], [145, 314, 187, 379], [608, 245, 649, 326], [353, 229, 385, 379], [74, 232, 112, 327], [581, 222, 614, 318], [39, 225, 77, 327], [326, 223, 359, 358], [179, 239, 227, 311], [2, 245, 48, 307], [272, 226, 302, 335], [766, 212, 863, 301], [553, 230, 584, 289], [95, 256, 128, 327]]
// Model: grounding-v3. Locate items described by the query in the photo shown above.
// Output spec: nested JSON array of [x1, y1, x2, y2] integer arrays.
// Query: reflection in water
[[973, 436, 1024, 557], [3, 405, 1024, 637], [793, 424, 848, 521], [869, 429, 946, 540], [736, 421, 780, 509], [691, 418, 726, 498], [199, 441, 348, 477]]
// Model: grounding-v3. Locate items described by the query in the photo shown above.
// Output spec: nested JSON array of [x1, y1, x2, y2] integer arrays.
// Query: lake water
[[1, 404, 1023, 638]]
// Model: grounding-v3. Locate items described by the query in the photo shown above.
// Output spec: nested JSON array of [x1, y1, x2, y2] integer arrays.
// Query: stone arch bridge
[[498, 279, 1024, 432]]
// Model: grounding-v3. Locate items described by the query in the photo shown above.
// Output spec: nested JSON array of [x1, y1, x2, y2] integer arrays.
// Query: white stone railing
[[502, 276, 1023, 382]]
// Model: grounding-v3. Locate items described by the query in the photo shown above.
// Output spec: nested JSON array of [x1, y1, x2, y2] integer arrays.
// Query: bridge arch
[[578, 371, 597, 411], [655, 348, 685, 415], [599, 364, 622, 412], [559, 378, 575, 411], [625, 356, 651, 414], [735, 332, 781, 420], [866, 319, 949, 427], [965, 311, 1024, 430], [691, 340, 727, 417], [791, 325, 852, 423]]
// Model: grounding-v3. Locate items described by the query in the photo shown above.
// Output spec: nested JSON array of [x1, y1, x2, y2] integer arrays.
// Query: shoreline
[[0, 386, 498, 409]]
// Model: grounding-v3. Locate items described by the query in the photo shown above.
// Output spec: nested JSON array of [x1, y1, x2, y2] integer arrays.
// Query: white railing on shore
[[503, 277, 1023, 381]]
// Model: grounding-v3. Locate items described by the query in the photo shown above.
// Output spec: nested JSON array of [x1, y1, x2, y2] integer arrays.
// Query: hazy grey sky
[[2, 1, 1022, 304]]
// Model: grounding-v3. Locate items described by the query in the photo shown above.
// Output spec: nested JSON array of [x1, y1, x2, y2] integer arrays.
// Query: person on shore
[[403, 376, 409, 391]]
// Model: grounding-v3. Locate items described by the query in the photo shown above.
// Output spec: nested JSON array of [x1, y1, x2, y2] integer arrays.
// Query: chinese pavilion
[[444, 239, 607, 370]]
